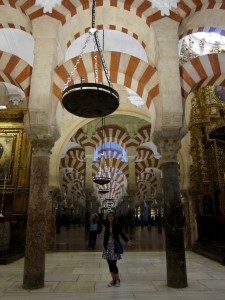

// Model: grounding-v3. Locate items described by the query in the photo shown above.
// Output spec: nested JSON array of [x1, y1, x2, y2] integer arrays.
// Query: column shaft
[[23, 139, 54, 289], [162, 162, 187, 288]]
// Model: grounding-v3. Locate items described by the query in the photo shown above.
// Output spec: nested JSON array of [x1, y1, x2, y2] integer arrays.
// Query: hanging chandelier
[[104, 167, 114, 201], [98, 188, 110, 194], [62, 0, 119, 118], [151, 0, 180, 16], [93, 117, 111, 185], [93, 153, 111, 185], [35, 0, 62, 13]]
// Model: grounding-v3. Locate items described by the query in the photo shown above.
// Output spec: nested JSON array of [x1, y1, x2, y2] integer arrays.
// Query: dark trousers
[[88, 231, 97, 248], [107, 260, 118, 274]]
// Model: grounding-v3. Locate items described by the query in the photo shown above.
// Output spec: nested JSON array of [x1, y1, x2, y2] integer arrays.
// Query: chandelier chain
[[94, 33, 112, 87], [93, 36, 99, 83], [63, 35, 90, 91], [63, 0, 112, 90], [92, 0, 96, 28], [92, 0, 112, 87]]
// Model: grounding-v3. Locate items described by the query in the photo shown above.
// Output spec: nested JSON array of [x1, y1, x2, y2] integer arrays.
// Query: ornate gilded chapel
[[0, 0, 225, 292]]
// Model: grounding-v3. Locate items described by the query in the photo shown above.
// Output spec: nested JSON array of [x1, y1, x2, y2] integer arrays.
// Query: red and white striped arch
[[90, 124, 139, 151], [136, 168, 157, 199], [0, 52, 32, 96], [135, 158, 159, 177], [179, 27, 225, 39], [70, 128, 94, 148], [60, 155, 85, 175], [180, 53, 225, 101], [135, 125, 152, 144], [3, 0, 175, 26], [66, 147, 85, 162], [63, 169, 84, 183], [3, 0, 224, 26], [53, 52, 158, 109], [136, 147, 154, 162]]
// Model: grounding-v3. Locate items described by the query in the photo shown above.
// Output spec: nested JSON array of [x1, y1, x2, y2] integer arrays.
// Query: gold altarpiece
[[0, 109, 31, 256], [189, 86, 225, 241]]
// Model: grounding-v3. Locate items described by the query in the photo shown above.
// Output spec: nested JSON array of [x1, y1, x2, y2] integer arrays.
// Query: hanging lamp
[[62, 0, 119, 118], [105, 165, 114, 201], [98, 188, 110, 194], [93, 117, 111, 185]]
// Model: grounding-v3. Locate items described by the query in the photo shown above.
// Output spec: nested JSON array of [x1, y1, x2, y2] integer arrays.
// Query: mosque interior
[[0, 0, 225, 290]]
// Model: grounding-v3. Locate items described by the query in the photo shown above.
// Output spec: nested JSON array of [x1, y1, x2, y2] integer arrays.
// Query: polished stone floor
[[55, 223, 165, 252], [0, 226, 225, 299]]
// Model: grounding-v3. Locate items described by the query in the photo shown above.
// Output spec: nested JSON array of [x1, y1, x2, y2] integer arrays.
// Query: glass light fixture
[[35, 0, 62, 13], [151, 0, 180, 16], [62, 0, 119, 118]]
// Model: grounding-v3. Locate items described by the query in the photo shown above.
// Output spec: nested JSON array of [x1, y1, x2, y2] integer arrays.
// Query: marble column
[[127, 152, 137, 237], [46, 188, 61, 250], [85, 150, 95, 211], [156, 201, 163, 234], [157, 135, 187, 288], [150, 18, 187, 288], [23, 137, 54, 289], [128, 190, 136, 238], [22, 16, 60, 289]]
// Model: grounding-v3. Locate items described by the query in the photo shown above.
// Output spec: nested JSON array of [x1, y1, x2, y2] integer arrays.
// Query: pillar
[[127, 151, 137, 237], [23, 137, 54, 289], [151, 18, 187, 288], [128, 190, 136, 238], [46, 188, 61, 250], [22, 16, 60, 289], [157, 134, 187, 288]]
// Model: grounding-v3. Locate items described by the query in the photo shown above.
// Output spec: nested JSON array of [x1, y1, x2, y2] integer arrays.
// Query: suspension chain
[[63, 34, 90, 91], [63, 0, 112, 91]]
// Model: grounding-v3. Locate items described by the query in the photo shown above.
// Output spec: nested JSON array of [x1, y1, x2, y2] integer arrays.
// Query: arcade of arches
[[0, 0, 225, 291]]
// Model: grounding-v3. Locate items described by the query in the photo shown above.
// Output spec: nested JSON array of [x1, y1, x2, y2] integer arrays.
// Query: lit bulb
[[89, 28, 97, 35]]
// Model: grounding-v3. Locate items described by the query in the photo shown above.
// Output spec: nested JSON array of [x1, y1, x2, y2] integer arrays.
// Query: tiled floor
[[0, 226, 225, 299], [0, 251, 225, 300]]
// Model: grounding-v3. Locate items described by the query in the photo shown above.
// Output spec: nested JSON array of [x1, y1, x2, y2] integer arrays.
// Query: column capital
[[29, 134, 56, 156], [32, 15, 60, 40], [153, 127, 187, 164]]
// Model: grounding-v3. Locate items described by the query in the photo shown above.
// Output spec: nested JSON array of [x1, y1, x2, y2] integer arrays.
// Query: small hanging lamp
[[105, 166, 114, 201], [93, 153, 110, 185], [62, 0, 119, 118], [93, 117, 111, 185], [98, 188, 110, 194]]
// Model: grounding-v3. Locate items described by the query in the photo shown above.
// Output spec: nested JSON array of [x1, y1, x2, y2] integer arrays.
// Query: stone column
[[128, 190, 136, 238], [156, 199, 163, 234], [150, 18, 187, 288], [151, 19, 184, 131], [85, 149, 95, 211], [46, 188, 61, 250], [181, 189, 197, 249], [157, 134, 187, 288], [23, 137, 54, 289], [127, 151, 137, 236], [22, 16, 60, 289], [84, 190, 93, 240]]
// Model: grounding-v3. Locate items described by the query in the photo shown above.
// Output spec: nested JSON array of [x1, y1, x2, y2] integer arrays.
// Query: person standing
[[102, 211, 133, 287], [88, 213, 99, 249]]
